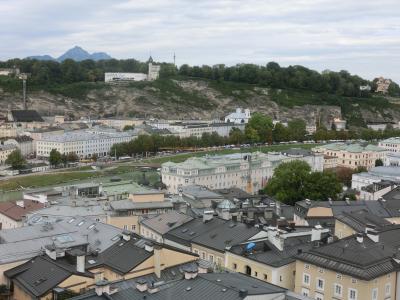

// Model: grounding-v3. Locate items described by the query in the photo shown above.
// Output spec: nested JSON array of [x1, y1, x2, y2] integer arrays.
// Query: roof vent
[[356, 233, 364, 243], [136, 278, 147, 292], [239, 289, 248, 298]]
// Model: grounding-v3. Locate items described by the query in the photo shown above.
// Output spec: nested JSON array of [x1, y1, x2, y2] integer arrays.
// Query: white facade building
[[352, 166, 400, 191], [105, 61, 160, 83], [147, 121, 244, 138], [161, 151, 323, 195], [36, 128, 136, 158], [379, 137, 400, 153], [224, 108, 251, 124], [385, 152, 400, 166]]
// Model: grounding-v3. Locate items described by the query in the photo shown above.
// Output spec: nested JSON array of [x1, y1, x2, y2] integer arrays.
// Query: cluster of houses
[[0, 165, 399, 299]]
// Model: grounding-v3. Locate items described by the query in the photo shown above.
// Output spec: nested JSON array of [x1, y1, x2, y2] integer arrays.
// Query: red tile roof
[[0, 200, 44, 221]]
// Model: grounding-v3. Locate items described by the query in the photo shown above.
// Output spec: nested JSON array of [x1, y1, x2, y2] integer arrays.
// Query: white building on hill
[[104, 59, 160, 83], [224, 108, 251, 124]]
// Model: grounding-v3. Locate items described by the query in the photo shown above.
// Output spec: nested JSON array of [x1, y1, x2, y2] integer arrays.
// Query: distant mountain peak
[[26, 46, 112, 62]]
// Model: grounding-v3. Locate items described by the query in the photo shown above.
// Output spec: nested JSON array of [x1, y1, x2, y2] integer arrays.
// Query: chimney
[[154, 245, 162, 278], [276, 201, 281, 216], [264, 208, 273, 220], [95, 280, 110, 296], [16, 200, 24, 208], [45, 244, 58, 260], [367, 229, 379, 243], [328, 198, 333, 206], [183, 265, 198, 280], [147, 281, 159, 294], [345, 197, 350, 205], [121, 230, 131, 241], [145, 242, 154, 252], [239, 289, 248, 298], [305, 199, 311, 206], [77, 253, 85, 273], [311, 225, 323, 241], [136, 278, 148, 292], [356, 233, 364, 243], [203, 210, 214, 223]]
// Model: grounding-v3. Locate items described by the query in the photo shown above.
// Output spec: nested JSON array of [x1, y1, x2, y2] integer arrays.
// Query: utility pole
[[173, 52, 176, 66], [19, 73, 28, 110]]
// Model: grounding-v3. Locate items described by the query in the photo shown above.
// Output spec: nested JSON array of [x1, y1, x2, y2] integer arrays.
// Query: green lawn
[[0, 172, 102, 191]]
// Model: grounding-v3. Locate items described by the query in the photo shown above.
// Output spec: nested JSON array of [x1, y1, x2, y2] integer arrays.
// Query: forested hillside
[[1, 58, 400, 127]]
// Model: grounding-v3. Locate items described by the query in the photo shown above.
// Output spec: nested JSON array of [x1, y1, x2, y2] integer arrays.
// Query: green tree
[[264, 160, 311, 205], [66, 152, 79, 162], [5, 149, 26, 170], [92, 153, 98, 162], [273, 123, 290, 142], [229, 128, 246, 145], [375, 159, 384, 167], [123, 125, 134, 131], [265, 160, 342, 204], [304, 171, 342, 200], [287, 119, 307, 141], [245, 113, 273, 143], [49, 149, 62, 167]]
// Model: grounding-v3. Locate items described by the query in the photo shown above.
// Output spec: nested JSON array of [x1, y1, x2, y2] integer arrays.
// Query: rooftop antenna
[[18, 73, 28, 110]]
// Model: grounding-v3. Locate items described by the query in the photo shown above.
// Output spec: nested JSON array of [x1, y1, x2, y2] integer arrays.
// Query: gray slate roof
[[0, 216, 122, 264], [5, 255, 93, 297], [140, 211, 194, 235], [297, 225, 400, 280], [70, 272, 289, 300], [165, 217, 260, 252], [110, 200, 173, 211], [336, 209, 392, 232]]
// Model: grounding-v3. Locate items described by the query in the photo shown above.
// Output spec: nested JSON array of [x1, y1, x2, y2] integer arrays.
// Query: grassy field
[[0, 171, 101, 191], [148, 143, 320, 164], [0, 165, 162, 193]]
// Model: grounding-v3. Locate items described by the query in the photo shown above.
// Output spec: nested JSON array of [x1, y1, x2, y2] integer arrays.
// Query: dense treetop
[[1, 58, 399, 96]]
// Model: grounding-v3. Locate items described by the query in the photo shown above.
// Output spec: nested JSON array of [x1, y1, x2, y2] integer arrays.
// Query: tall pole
[[22, 79, 26, 110]]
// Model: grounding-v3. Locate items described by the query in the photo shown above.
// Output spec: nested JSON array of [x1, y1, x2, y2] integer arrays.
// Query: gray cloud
[[0, 0, 399, 81]]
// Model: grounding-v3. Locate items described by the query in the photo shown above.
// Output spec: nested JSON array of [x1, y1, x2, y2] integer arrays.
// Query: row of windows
[[303, 272, 391, 299]]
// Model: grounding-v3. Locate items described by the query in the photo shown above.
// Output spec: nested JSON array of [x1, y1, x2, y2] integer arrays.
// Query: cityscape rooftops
[[0, 199, 44, 221], [5, 255, 93, 298], [229, 227, 330, 268], [335, 209, 392, 232], [140, 211, 194, 235], [165, 217, 260, 252], [70, 272, 294, 300], [0, 216, 122, 264], [297, 225, 400, 280]]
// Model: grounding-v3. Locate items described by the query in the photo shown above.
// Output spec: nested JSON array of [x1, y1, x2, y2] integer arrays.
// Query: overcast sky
[[1, 0, 399, 82]]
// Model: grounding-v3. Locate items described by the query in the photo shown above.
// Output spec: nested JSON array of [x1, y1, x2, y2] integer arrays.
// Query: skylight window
[[77, 221, 85, 227], [88, 224, 95, 230], [68, 218, 75, 224]]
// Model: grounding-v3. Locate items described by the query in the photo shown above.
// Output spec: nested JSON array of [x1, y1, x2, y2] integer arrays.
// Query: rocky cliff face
[[0, 79, 397, 127]]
